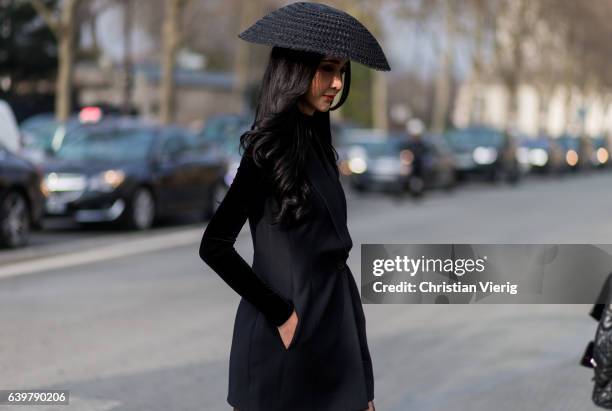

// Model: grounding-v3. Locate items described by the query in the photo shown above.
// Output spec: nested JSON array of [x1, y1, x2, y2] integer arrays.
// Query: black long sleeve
[[199, 153, 294, 327]]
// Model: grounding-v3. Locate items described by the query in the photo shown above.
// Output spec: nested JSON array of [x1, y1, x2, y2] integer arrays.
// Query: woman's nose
[[331, 72, 343, 91]]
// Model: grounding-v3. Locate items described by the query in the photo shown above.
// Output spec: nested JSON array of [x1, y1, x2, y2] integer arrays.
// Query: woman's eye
[[320, 65, 346, 75]]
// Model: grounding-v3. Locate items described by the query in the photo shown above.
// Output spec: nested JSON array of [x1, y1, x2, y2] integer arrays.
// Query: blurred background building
[[2, 0, 612, 134]]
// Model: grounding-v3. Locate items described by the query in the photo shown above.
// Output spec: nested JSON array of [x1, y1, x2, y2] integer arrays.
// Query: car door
[[180, 130, 222, 210], [155, 130, 193, 213]]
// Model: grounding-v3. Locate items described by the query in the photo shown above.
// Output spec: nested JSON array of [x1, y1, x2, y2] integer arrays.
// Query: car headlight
[[473, 146, 498, 165], [44, 172, 87, 192], [516, 147, 529, 164], [566, 150, 578, 166], [597, 148, 609, 164], [88, 170, 126, 192], [348, 157, 367, 174], [528, 148, 548, 166]]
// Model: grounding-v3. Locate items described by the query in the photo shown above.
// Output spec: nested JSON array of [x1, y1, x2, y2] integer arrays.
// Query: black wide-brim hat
[[238, 2, 391, 71]]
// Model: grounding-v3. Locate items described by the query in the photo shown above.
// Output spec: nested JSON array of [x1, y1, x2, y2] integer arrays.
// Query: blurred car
[[0, 143, 44, 247], [198, 113, 253, 188], [444, 126, 521, 183], [337, 130, 456, 195], [591, 135, 611, 168], [20, 113, 81, 164], [41, 118, 226, 230], [517, 135, 567, 174], [335, 128, 386, 176], [19, 107, 122, 164], [344, 135, 412, 193]]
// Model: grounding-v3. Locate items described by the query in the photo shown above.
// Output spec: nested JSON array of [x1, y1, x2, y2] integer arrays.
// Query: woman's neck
[[296, 106, 316, 128], [297, 101, 315, 116]]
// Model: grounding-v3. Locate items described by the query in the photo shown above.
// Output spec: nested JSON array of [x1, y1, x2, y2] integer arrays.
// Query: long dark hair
[[240, 47, 351, 228]]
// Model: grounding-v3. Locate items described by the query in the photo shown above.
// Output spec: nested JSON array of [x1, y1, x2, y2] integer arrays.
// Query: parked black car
[[339, 131, 456, 195], [0, 144, 44, 247], [444, 126, 521, 183], [41, 118, 226, 229], [343, 135, 411, 193]]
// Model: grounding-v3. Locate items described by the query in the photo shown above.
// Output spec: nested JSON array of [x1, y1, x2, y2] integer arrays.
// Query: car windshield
[[445, 128, 503, 147], [523, 138, 548, 149], [21, 119, 68, 152], [201, 116, 250, 143], [200, 116, 250, 157], [556, 136, 579, 149], [351, 139, 404, 158], [55, 128, 154, 162]]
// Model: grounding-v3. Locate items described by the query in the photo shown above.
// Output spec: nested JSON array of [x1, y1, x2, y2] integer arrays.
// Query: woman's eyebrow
[[322, 58, 347, 65], [321, 59, 349, 69]]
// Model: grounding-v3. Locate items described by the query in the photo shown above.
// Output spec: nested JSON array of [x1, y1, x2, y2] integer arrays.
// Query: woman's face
[[298, 56, 349, 115]]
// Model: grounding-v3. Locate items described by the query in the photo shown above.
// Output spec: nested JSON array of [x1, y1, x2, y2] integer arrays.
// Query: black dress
[[199, 111, 374, 410]]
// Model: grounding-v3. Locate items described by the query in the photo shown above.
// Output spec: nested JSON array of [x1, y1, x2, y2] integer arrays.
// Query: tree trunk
[[56, 0, 79, 122], [234, 0, 255, 112], [372, 70, 388, 130], [344, 0, 388, 130], [160, 0, 184, 124], [431, 0, 456, 134], [122, 0, 133, 114]]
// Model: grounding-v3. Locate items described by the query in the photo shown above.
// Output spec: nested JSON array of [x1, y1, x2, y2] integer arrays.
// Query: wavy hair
[[240, 47, 351, 228]]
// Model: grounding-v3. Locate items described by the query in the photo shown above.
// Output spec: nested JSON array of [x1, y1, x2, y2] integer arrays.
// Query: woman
[[199, 3, 390, 410]]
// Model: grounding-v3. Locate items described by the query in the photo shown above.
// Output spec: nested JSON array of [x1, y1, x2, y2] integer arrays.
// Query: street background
[[1, 173, 609, 410], [3, 0, 612, 410]]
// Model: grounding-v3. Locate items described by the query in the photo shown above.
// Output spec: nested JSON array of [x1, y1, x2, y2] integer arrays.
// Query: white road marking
[[0, 228, 205, 280]]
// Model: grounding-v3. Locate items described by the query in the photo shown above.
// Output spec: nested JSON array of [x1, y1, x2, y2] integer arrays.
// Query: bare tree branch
[[30, 0, 60, 37]]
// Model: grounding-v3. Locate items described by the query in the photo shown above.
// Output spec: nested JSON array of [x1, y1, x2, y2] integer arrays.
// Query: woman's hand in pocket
[[277, 309, 299, 349]]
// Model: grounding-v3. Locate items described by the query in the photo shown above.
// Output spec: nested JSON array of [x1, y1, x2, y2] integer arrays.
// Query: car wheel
[[204, 181, 227, 220], [126, 187, 155, 230], [0, 191, 31, 248]]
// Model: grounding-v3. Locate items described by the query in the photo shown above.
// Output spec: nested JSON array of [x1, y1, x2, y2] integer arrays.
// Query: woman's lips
[[323, 95, 335, 101]]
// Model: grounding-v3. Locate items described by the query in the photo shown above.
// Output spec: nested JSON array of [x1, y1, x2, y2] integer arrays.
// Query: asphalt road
[[0, 171, 610, 410]]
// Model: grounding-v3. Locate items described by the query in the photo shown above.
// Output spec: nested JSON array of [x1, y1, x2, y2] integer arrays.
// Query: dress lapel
[[305, 143, 352, 254]]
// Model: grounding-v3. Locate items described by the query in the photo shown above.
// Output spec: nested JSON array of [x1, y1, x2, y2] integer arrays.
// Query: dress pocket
[[278, 306, 301, 351]]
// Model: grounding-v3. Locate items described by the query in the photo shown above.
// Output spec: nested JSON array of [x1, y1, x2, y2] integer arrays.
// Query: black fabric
[[199, 153, 294, 327], [239, 2, 390, 71], [587, 272, 612, 408], [592, 273, 612, 321], [199, 112, 374, 410]]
